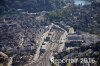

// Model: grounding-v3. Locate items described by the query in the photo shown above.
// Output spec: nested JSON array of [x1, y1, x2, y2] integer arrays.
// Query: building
[[0, 18, 5, 23], [25, 46, 36, 51], [4, 17, 13, 22], [0, 52, 8, 59], [68, 27, 75, 34], [0, 52, 9, 66], [64, 26, 84, 48], [42, 41, 49, 45], [65, 34, 84, 48], [67, 34, 84, 43]]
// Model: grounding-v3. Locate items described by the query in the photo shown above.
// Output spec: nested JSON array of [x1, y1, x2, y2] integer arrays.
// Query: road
[[33, 23, 53, 61], [25, 42, 60, 66], [33, 24, 66, 66], [35, 43, 52, 66], [24, 23, 67, 66]]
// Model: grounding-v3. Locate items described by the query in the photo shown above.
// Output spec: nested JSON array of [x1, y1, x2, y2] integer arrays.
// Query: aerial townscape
[[0, 0, 100, 66]]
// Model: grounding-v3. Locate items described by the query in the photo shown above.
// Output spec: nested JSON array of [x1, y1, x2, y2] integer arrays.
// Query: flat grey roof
[[68, 35, 83, 41]]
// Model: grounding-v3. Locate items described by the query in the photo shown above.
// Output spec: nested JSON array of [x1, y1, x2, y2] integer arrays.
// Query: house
[[25, 46, 36, 51]]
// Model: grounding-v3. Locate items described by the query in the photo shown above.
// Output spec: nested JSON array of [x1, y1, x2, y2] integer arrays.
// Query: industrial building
[[67, 34, 84, 43]]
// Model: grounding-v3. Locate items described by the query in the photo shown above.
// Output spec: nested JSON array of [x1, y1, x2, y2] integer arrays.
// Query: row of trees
[[0, 0, 67, 15]]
